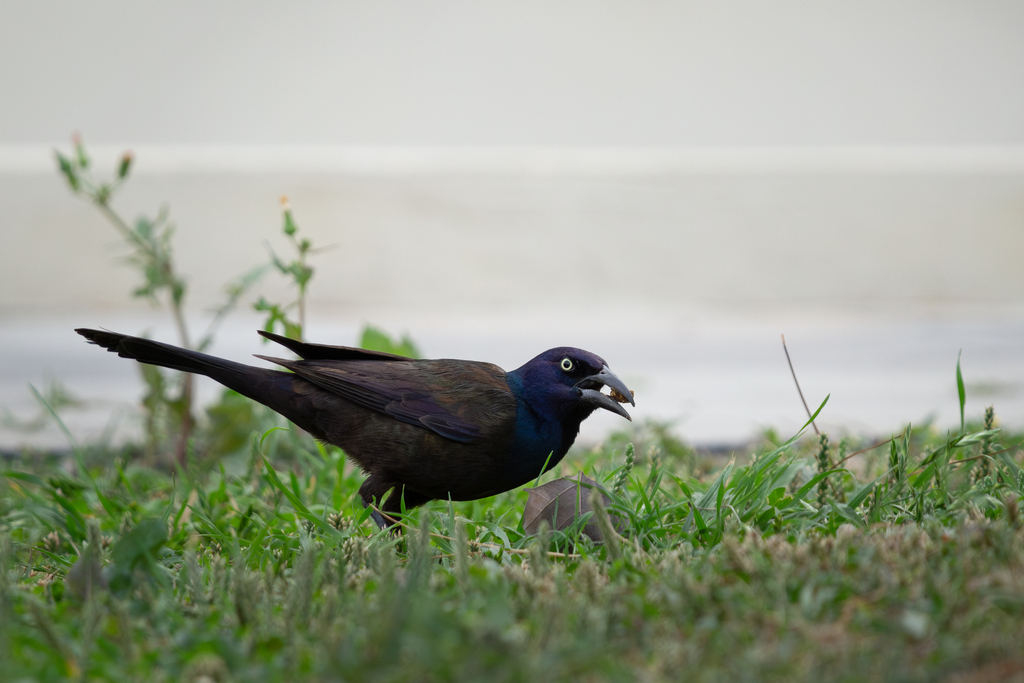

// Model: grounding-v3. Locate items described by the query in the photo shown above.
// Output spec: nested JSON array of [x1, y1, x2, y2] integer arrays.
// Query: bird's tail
[[76, 328, 256, 379], [75, 328, 316, 432]]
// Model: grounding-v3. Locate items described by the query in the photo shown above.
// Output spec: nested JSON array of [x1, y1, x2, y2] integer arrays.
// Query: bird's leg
[[380, 485, 432, 525], [368, 508, 390, 530], [358, 475, 434, 529], [358, 475, 396, 529]]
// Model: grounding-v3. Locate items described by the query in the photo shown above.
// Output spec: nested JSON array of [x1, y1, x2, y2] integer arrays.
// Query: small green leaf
[[359, 325, 421, 358], [803, 394, 830, 433], [55, 151, 80, 191], [691, 502, 707, 532], [74, 135, 90, 168], [117, 151, 133, 179], [956, 350, 966, 432], [283, 207, 297, 236]]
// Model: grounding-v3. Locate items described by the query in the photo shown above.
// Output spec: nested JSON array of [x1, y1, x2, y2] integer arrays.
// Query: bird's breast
[[500, 399, 574, 487]]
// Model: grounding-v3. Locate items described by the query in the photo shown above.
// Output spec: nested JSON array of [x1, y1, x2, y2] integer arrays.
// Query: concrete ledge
[[5, 145, 1024, 175], [3, 146, 1024, 314]]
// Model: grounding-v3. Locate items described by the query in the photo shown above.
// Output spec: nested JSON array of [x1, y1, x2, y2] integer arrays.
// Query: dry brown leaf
[[523, 473, 621, 542]]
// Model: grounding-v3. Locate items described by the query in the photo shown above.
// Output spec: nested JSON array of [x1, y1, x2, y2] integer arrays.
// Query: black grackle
[[75, 328, 634, 527]]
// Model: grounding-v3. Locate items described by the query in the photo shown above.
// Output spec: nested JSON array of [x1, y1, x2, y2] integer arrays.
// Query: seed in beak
[[609, 388, 635, 404]]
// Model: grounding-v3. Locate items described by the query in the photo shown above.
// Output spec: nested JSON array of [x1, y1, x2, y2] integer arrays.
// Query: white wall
[[5, 2, 1024, 318], [3, 2, 1023, 446], [3, 2, 1024, 147], [3, 147, 1024, 314]]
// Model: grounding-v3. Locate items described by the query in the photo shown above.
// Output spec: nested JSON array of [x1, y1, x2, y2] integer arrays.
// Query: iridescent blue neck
[[503, 370, 584, 485]]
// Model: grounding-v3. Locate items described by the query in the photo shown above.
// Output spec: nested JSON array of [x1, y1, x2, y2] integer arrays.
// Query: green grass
[[40, 137, 1024, 680], [2, 410, 1023, 682]]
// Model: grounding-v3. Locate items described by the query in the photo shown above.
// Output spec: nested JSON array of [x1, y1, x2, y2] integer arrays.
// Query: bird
[[75, 328, 634, 527]]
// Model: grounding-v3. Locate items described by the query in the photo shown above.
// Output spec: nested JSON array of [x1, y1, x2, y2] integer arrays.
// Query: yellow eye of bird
[[560, 358, 574, 372]]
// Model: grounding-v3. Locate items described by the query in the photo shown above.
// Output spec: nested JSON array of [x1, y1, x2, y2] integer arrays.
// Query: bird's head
[[509, 347, 635, 423]]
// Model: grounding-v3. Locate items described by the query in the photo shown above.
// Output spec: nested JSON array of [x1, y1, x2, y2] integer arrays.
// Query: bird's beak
[[575, 365, 634, 421]]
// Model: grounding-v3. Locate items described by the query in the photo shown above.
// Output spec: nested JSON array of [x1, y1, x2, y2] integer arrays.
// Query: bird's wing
[[258, 330, 413, 362], [254, 356, 510, 443]]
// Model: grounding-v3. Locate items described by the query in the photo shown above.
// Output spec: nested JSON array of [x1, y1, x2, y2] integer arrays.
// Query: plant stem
[[94, 200, 137, 244], [95, 197, 195, 465], [782, 334, 819, 435]]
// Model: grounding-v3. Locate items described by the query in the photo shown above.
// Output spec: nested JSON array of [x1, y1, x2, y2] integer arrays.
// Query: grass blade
[[956, 350, 966, 432]]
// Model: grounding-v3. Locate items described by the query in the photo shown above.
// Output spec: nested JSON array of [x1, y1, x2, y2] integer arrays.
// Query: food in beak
[[609, 388, 635, 404]]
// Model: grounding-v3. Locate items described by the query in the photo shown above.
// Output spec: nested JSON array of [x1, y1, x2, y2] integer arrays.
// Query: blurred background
[[2, 1, 1023, 450]]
